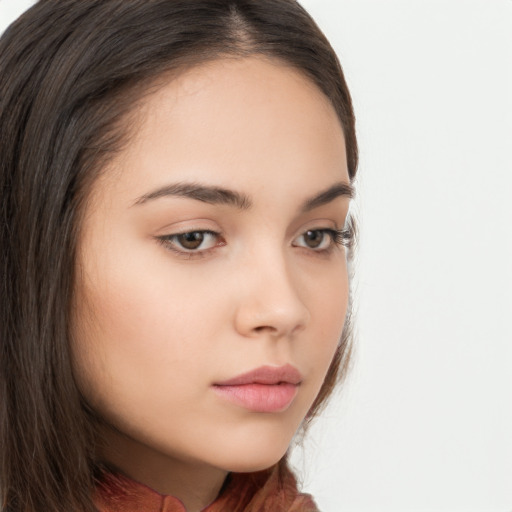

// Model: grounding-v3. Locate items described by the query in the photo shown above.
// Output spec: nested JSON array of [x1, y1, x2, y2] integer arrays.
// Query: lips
[[212, 364, 302, 413]]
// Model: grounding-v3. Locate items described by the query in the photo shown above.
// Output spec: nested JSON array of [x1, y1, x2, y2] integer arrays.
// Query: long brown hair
[[0, 1, 358, 510]]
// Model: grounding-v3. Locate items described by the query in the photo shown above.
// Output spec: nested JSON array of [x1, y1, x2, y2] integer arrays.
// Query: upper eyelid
[[163, 228, 219, 237], [159, 230, 220, 244], [160, 226, 334, 240]]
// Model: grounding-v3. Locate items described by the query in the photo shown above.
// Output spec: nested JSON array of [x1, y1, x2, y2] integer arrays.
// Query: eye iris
[[304, 230, 324, 248], [177, 232, 204, 250]]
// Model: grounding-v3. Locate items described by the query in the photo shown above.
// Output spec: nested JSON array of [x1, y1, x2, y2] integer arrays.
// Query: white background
[[1, 1, 511, 511]]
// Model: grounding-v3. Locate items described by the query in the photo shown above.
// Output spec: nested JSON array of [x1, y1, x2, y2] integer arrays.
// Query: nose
[[233, 253, 310, 339]]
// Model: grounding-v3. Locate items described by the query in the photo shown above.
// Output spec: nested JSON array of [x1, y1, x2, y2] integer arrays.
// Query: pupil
[[178, 232, 204, 250], [305, 230, 323, 248]]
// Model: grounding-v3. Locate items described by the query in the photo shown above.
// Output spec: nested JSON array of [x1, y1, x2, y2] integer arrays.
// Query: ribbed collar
[[93, 464, 319, 512], [94, 469, 264, 512]]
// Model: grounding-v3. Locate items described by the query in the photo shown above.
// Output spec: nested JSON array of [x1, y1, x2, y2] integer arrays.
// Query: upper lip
[[214, 364, 302, 386]]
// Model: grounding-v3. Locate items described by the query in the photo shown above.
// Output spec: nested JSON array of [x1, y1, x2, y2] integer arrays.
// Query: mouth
[[212, 364, 302, 413]]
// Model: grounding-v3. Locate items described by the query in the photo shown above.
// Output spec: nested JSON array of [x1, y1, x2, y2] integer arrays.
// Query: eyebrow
[[300, 181, 354, 212], [133, 180, 354, 211], [133, 182, 252, 210]]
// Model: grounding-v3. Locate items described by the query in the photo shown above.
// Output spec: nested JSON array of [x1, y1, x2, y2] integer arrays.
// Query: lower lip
[[212, 383, 299, 413]]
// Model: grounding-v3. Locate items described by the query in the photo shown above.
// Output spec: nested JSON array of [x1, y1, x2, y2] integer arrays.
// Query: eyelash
[[323, 228, 353, 249], [156, 227, 353, 259]]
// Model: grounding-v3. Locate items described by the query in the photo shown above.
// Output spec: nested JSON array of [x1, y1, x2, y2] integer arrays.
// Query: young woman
[[0, 1, 358, 511]]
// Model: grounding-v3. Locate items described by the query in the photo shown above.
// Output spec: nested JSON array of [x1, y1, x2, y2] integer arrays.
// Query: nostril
[[253, 325, 277, 334]]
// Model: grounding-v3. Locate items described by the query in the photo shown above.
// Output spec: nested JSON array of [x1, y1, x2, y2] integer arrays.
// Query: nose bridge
[[234, 243, 310, 338]]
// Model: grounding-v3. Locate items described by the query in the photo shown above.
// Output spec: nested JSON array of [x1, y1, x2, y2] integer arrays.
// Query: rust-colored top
[[94, 465, 319, 512]]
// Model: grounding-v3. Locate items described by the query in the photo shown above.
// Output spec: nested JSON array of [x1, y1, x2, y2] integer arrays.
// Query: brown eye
[[176, 232, 205, 250], [303, 230, 325, 248], [292, 229, 339, 251], [158, 230, 220, 254]]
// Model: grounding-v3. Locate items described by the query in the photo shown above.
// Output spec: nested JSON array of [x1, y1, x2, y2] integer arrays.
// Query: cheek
[[298, 262, 349, 387], [71, 244, 214, 414]]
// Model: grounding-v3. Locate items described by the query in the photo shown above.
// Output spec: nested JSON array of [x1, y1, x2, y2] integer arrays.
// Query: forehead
[[101, 56, 348, 204]]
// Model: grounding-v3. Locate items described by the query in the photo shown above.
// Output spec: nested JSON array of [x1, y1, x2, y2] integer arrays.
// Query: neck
[[98, 425, 229, 512]]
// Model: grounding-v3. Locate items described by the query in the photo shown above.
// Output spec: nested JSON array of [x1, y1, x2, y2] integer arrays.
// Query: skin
[[72, 56, 351, 512]]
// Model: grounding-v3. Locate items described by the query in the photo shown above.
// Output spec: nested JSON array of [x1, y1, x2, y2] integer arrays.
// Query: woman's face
[[73, 57, 351, 487]]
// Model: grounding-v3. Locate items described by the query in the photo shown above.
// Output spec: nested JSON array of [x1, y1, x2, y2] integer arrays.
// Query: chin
[[212, 429, 293, 473], [202, 401, 311, 473], [222, 452, 287, 474]]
